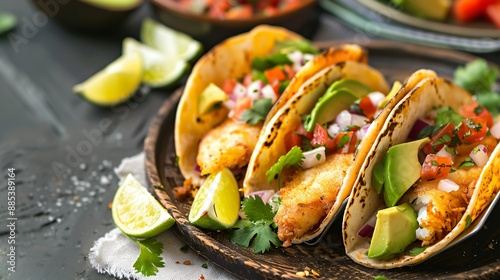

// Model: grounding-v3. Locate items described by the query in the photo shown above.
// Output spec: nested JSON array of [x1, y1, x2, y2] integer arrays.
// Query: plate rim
[[355, 0, 500, 38], [144, 40, 500, 279]]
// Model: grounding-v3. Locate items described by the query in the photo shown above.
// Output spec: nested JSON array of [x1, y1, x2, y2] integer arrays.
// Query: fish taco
[[242, 62, 437, 247], [343, 71, 500, 268], [175, 25, 368, 187]]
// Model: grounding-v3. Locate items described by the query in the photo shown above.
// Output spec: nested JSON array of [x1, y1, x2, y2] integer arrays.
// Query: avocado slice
[[392, 0, 452, 21], [372, 156, 386, 194], [382, 137, 430, 207], [367, 203, 418, 260], [198, 83, 229, 116], [303, 79, 372, 132]]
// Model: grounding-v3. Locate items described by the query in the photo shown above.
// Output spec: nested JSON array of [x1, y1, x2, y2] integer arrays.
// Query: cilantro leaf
[[409, 246, 427, 256], [266, 146, 304, 186], [241, 98, 273, 125], [251, 53, 292, 72], [458, 157, 475, 168], [454, 59, 498, 94], [434, 106, 463, 127], [242, 195, 275, 222], [133, 237, 165, 276], [230, 195, 281, 253]]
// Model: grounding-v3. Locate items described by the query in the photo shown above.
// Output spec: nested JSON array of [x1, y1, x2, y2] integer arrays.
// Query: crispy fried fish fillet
[[274, 153, 354, 247], [197, 118, 262, 176]]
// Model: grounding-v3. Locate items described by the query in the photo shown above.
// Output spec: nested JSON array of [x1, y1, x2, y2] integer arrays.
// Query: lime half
[[73, 51, 142, 106], [188, 168, 241, 230], [112, 174, 175, 238], [141, 18, 203, 63], [123, 37, 188, 88], [0, 12, 17, 35]]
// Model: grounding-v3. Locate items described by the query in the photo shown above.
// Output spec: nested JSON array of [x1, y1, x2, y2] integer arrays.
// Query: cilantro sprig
[[230, 195, 281, 253], [131, 237, 165, 276], [266, 146, 304, 186], [454, 59, 500, 115], [241, 98, 273, 125]]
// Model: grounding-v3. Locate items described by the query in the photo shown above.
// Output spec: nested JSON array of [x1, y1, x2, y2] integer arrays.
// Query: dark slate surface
[[0, 1, 499, 280]]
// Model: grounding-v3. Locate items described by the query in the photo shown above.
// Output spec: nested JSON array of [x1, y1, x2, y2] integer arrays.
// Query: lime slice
[[112, 174, 175, 238], [73, 51, 142, 106], [188, 168, 241, 230], [141, 18, 203, 63], [198, 83, 229, 115], [123, 37, 188, 88], [0, 12, 17, 35]]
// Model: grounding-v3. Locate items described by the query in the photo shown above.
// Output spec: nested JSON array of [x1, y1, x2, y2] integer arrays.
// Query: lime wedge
[[188, 168, 241, 230], [73, 51, 142, 106], [123, 37, 189, 88], [141, 18, 203, 63], [198, 83, 229, 115], [0, 12, 17, 35], [112, 174, 175, 238]]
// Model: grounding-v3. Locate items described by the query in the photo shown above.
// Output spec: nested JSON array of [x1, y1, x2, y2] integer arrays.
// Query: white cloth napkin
[[89, 152, 237, 280]]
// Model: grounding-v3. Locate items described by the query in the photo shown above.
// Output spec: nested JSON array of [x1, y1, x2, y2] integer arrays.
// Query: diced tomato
[[283, 64, 295, 80], [487, 2, 500, 30], [264, 66, 287, 84], [270, 79, 280, 97], [333, 131, 357, 153], [226, 5, 253, 19], [453, 0, 498, 23], [311, 123, 336, 151], [222, 79, 236, 95], [296, 122, 314, 140], [455, 117, 489, 144], [358, 96, 377, 120], [420, 154, 453, 181], [459, 100, 493, 127], [232, 97, 252, 121], [284, 130, 302, 152], [423, 122, 455, 154]]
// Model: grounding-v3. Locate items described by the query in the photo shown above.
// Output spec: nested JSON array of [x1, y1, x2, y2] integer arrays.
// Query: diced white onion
[[247, 80, 263, 100], [470, 144, 489, 167], [335, 110, 351, 131], [438, 179, 460, 192], [436, 146, 454, 163], [417, 206, 428, 224], [261, 84, 277, 103], [356, 124, 371, 140], [248, 190, 275, 204], [416, 227, 432, 240], [350, 113, 369, 127], [490, 121, 500, 139], [368, 91, 386, 107], [231, 83, 246, 100], [303, 54, 315, 64], [301, 146, 326, 169], [327, 123, 340, 138], [287, 50, 304, 72]]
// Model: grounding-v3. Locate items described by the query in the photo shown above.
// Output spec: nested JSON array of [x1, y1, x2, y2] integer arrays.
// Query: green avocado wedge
[[303, 79, 372, 131]]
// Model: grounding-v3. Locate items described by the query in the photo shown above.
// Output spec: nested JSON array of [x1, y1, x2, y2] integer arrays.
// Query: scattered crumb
[[173, 178, 193, 201], [199, 274, 205, 280], [183, 261, 191, 265], [296, 267, 320, 278], [108, 202, 113, 209], [73, 195, 79, 201], [488, 243, 494, 250], [176, 261, 180, 264]]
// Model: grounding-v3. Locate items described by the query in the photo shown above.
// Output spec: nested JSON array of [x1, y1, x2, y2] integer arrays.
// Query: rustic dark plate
[[145, 40, 500, 279]]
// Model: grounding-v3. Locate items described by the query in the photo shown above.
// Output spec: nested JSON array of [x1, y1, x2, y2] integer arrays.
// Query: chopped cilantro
[[316, 153, 322, 161], [202, 263, 208, 269], [241, 98, 273, 125], [409, 246, 427, 256], [431, 160, 439, 166], [251, 53, 292, 72], [132, 237, 165, 276], [278, 80, 291, 94], [418, 125, 436, 138], [230, 196, 281, 253], [266, 146, 304, 186], [433, 134, 452, 146], [458, 157, 475, 168], [338, 134, 350, 149], [434, 106, 463, 127]]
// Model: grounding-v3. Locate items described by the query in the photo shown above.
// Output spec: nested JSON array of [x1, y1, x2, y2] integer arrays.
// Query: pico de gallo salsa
[[169, 0, 306, 19]]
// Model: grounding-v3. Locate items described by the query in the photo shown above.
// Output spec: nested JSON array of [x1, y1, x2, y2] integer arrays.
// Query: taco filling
[[196, 40, 319, 178], [267, 78, 392, 246], [365, 100, 499, 259]]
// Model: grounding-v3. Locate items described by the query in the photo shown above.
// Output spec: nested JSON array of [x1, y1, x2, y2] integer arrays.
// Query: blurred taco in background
[[243, 61, 435, 247], [343, 71, 500, 268], [174, 25, 368, 188]]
